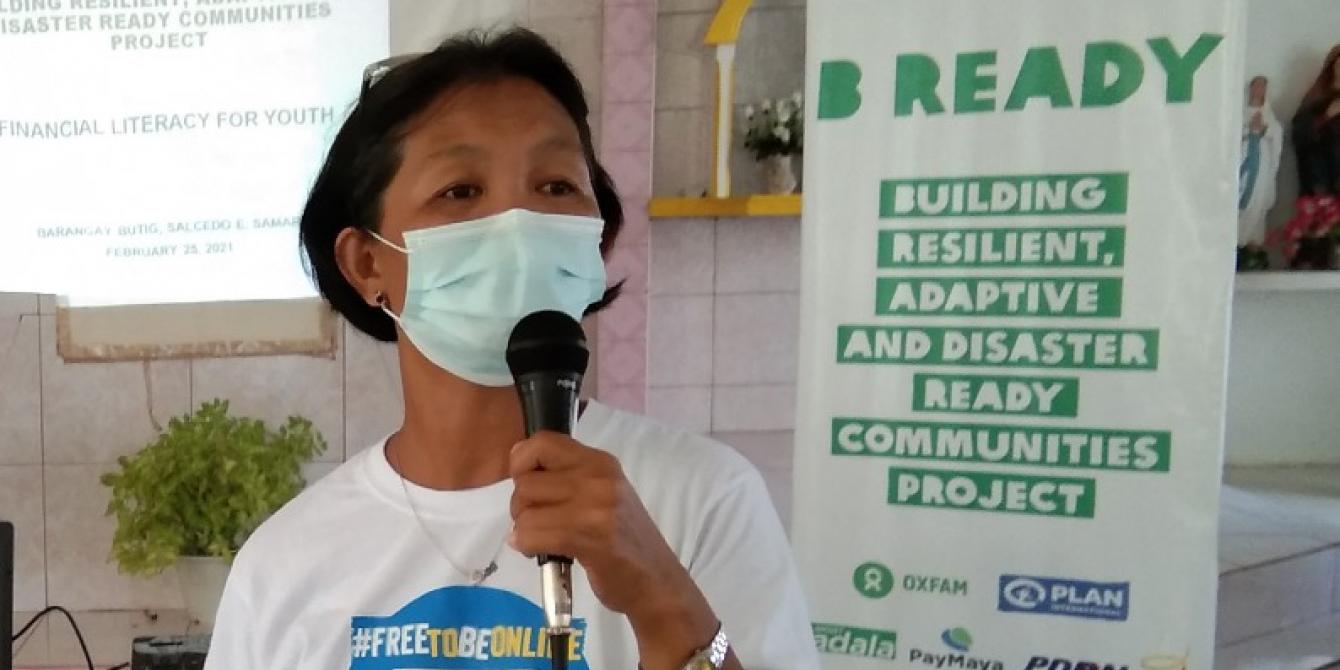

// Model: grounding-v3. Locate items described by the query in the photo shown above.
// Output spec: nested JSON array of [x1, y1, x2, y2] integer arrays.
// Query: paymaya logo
[[941, 627, 972, 652]]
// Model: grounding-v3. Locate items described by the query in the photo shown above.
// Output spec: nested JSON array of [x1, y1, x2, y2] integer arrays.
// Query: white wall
[[1225, 289, 1340, 465], [390, 0, 528, 51], [1244, 0, 1340, 230], [1221, 2, 1340, 465]]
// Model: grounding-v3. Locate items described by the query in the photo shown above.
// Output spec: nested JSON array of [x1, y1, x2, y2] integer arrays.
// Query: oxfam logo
[[1001, 578, 1047, 609], [853, 562, 895, 599], [940, 628, 972, 652]]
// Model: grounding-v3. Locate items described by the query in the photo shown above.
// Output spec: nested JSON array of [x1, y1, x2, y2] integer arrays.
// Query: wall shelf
[[648, 194, 802, 219], [1234, 271, 1340, 293]]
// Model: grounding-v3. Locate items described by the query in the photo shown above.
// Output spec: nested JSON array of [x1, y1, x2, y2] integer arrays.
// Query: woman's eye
[[440, 184, 481, 200], [541, 180, 578, 196]]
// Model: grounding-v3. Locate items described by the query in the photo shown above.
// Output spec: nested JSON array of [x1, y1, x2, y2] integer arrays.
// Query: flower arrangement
[[743, 92, 804, 161], [1270, 195, 1340, 269]]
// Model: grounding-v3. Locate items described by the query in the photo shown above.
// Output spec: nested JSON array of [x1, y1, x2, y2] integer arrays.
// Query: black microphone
[[506, 310, 588, 670]]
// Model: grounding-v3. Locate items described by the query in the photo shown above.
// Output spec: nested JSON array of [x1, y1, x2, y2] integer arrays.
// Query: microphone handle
[[514, 371, 582, 635]]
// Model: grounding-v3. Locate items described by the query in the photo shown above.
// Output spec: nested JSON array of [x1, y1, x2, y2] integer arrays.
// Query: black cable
[[11, 605, 95, 670], [10, 611, 41, 643]]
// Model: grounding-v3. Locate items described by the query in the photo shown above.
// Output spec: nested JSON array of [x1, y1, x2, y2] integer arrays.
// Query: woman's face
[[369, 76, 599, 312]]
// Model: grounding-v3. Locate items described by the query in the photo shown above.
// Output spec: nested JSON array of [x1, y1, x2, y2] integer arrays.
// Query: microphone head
[[506, 310, 589, 378]]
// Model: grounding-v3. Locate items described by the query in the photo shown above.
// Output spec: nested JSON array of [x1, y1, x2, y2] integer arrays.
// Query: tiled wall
[[593, 0, 658, 413], [642, 0, 808, 523], [644, 217, 801, 526], [0, 293, 410, 664], [655, 0, 806, 198]]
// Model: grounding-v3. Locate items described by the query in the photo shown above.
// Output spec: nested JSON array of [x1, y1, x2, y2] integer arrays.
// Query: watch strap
[[685, 624, 729, 670]]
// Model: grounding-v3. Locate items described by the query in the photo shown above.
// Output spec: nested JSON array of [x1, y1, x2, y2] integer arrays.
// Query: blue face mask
[[369, 208, 607, 386]]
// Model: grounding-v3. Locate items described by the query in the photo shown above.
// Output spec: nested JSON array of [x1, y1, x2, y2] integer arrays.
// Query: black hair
[[300, 28, 623, 342]]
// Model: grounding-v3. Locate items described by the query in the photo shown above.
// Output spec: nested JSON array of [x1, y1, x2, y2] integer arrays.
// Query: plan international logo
[[997, 575, 1129, 622]]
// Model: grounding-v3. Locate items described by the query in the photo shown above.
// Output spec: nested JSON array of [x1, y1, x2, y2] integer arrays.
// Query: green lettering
[[818, 60, 863, 120], [1005, 46, 1074, 111], [911, 373, 1081, 418], [894, 53, 945, 116], [874, 277, 1124, 318], [888, 466, 1096, 518], [1081, 42, 1143, 107], [954, 51, 997, 113], [1147, 33, 1224, 103], [831, 417, 1173, 473]]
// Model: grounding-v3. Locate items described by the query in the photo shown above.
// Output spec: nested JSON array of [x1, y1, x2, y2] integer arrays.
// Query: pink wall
[[595, 0, 658, 412]]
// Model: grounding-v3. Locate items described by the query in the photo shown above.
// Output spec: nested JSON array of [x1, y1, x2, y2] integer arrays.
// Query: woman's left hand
[[508, 431, 725, 670]]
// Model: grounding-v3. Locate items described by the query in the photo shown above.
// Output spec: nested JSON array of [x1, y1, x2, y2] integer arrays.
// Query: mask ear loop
[[365, 228, 407, 325], [375, 291, 404, 325], [366, 228, 409, 254]]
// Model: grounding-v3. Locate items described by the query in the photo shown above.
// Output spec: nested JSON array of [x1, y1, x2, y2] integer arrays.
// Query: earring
[[373, 291, 387, 308]]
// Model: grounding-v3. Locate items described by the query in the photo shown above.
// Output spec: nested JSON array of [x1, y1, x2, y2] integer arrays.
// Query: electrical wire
[[11, 605, 94, 670]]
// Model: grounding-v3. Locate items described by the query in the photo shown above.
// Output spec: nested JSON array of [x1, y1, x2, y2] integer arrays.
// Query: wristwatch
[[681, 625, 730, 670]]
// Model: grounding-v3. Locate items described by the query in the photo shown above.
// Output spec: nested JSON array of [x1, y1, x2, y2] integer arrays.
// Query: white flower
[[792, 91, 803, 106], [761, 99, 773, 112], [777, 126, 791, 144], [744, 104, 755, 119], [778, 109, 792, 123]]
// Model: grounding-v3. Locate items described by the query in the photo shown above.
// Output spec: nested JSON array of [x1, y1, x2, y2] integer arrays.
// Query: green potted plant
[[101, 399, 326, 627]]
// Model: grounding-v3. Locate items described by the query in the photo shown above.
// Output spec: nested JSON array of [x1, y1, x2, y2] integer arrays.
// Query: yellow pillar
[[704, 0, 754, 199]]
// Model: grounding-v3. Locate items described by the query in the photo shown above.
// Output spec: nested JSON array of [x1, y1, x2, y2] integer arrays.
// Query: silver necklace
[[389, 443, 507, 585]]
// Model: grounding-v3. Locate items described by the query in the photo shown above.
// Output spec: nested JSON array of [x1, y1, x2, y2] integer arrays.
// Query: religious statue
[[1276, 46, 1340, 270], [1291, 45, 1340, 196], [1237, 76, 1282, 270]]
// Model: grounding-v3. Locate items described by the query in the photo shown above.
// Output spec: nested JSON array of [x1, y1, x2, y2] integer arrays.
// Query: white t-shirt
[[204, 401, 819, 669]]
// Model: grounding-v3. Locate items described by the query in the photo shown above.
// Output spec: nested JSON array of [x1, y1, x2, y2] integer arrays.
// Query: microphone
[[506, 310, 589, 670]]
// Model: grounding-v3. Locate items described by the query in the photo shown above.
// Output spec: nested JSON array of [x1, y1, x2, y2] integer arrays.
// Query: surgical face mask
[[368, 208, 607, 386]]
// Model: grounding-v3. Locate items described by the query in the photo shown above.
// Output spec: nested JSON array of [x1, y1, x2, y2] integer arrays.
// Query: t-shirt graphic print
[[349, 586, 589, 669]]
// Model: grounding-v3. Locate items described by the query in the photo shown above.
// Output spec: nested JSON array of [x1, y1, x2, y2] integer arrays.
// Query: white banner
[[793, 2, 1243, 669], [0, 0, 387, 305]]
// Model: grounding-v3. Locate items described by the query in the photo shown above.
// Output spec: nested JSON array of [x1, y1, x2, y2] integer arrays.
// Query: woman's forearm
[[626, 569, 744, 670]]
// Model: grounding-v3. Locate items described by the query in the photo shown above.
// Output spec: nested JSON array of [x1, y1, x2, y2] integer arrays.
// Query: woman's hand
[[509, 431, 734, 670], [508, 431, 681, 613]]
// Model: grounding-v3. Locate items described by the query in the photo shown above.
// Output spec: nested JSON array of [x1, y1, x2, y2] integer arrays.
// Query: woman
[[203, 28, 818, 670], [1291, 45, 1340, 196]]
